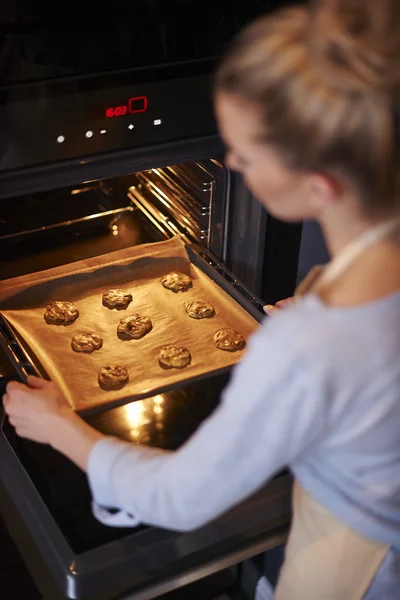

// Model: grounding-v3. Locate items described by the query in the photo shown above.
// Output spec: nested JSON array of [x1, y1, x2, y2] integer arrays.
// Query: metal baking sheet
[[0, 237, 260, 414]]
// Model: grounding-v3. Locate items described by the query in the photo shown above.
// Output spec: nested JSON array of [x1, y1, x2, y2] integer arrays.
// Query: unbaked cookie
[[158, 345, 191, 369], [213, 329, 246, 352], [44, 301, 79, 325], [161, 271, 192, 293], [102, 289, 133, 310], [185, 299, 215, 319], [117, 313, 152, 340], [71, 331, 103, 353], [98, 365, 129, 390]]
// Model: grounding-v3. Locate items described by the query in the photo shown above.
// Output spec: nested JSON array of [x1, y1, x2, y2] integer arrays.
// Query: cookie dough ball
[[98, 365, 129, 390], [44, 301, 79, 325], [213, 329, 246, 352], [71, 331, 103, 353], [102, 289, 133, 310], [185, 299, 215, 319], [117, 313, 152, 340], [161, 271, 192, 293], [158, 345, 191, 369]]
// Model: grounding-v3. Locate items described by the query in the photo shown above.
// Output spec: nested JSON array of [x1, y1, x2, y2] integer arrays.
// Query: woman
[[3, 0, 400, 597]]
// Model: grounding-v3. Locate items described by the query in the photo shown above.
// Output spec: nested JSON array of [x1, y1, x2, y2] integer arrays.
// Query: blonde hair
[[215, 0, 400, 215]]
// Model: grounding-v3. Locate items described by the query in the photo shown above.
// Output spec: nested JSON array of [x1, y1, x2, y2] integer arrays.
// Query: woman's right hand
[[264, 265, 325, 314], [264, 297, 296, 314]]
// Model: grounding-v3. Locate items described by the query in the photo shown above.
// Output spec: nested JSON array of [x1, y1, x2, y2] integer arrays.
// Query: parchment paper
[[0, 237, 259, 413]]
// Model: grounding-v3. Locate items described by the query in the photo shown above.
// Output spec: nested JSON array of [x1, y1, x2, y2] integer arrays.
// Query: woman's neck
[[317, 241, 400, 307], [315, 202, 400, 306]]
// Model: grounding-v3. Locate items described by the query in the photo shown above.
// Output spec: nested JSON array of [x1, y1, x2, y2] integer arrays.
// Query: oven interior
[[0, 156, 270, 557], [0, 158, 228, 281]]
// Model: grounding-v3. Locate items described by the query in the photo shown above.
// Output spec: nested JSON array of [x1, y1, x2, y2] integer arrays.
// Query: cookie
[[102, 289, 133, 310], [117, 313, 152, 340], [158, 345, 191, 369], [213, 329, 246, 352], [185, 299, 215, 319], [44, 301, 79, 325], [98, 365, 129, 390], [161, 271, 192, 293], [71, 331, 103, 353]]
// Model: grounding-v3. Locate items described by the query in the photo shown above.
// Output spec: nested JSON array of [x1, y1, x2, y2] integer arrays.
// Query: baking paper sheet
[[0, 237, 259, 413]]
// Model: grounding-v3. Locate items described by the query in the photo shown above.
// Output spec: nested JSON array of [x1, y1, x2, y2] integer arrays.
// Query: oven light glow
[[85, 130, 94, 138], [57, 135, 65, 143], [123, 401, 146, 427]]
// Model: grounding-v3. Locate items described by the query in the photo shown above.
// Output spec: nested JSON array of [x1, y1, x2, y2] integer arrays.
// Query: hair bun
[[309, 0, 400, 97]]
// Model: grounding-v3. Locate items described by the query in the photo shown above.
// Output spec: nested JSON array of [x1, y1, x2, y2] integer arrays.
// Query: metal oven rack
[[128, 160, 224, 248], [0, 181, 132, 244], [0, 319, 42, 382]]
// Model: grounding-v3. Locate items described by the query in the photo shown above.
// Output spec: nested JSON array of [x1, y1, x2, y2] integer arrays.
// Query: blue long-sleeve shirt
[[87, 291, 400, 596]]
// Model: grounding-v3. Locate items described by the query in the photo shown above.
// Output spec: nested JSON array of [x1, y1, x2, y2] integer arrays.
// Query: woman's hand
[[263, 265, 325, 315], [3, 376, 71, 444], [3, 376, 103, 470], [264, 297, 296, 314]]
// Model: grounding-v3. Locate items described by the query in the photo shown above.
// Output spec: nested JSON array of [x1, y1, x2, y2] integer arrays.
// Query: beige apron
[[274, 483, 389, 600], [275, 218, 400, 599]]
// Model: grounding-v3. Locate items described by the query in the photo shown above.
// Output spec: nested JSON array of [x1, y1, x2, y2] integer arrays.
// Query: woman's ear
[[307, 173, 342, 212]]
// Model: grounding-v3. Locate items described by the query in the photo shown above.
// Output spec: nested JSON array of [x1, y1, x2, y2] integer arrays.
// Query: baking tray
[[0, 239, 265, 415]]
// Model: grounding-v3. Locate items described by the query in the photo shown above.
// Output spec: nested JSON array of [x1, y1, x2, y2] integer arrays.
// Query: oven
[[0, 3, 302, 599]]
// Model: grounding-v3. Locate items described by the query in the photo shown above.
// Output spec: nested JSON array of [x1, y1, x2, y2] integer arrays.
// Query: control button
[[154, 119, 162, 126], [129, 96, 148, 114], [56, 135, 65, 144], [100, 129, 107, 135], [85, 130, 94, 138], [128, 124, 135, 130]]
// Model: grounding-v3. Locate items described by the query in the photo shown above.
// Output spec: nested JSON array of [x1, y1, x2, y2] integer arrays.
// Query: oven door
[[0, 381, 291, 600]]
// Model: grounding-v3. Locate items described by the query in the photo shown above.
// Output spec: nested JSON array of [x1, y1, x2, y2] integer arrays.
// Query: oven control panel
[[0, 72, 217, 174]]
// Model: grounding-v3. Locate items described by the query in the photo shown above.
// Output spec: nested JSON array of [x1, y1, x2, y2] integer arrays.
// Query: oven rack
[[154, 164, 212, 218], [0, 317, 42, 383], [0, 245, 265, 388], [187, 244, 266, 321], [0, 180, 130, 244], [130, 177, 207, 243], [128, 160, 222, 248], [0, 206, 134, 245]]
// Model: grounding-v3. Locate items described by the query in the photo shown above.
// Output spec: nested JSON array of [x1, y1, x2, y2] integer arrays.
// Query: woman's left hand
[[3, 376, 71, 445]]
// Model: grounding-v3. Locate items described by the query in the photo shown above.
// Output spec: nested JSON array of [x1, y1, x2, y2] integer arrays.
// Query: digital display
[[106, 95, 148, 118]]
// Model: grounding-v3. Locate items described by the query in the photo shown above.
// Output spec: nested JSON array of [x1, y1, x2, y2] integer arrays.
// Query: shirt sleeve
[[87, 317, 330, 530]]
